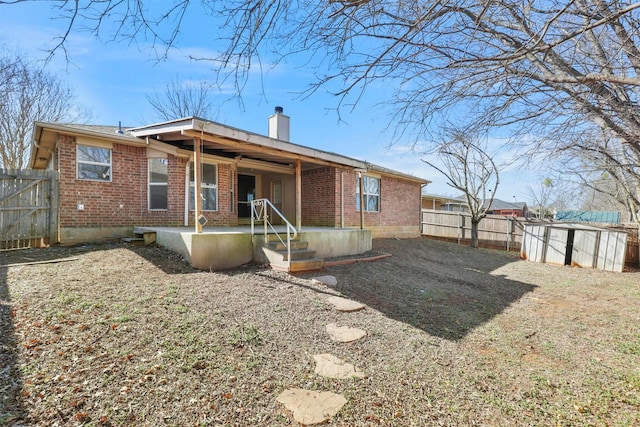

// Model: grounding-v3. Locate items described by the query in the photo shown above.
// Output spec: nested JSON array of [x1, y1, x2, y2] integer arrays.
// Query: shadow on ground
[[1, 245, 98, 424], [1, 260, 24, 423], [316, 238, 537, 341]]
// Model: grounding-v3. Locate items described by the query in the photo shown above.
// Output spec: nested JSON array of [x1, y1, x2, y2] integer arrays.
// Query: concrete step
[[280, 248, 317, 261], [131, 231, 157, 245], [290, 258, 325, 272], [122, 237, 146, 247], [266, 240, 309, 251], [271, 257, 325, 273], [262, 239, 324, 272], [265, 233, 300, 243]]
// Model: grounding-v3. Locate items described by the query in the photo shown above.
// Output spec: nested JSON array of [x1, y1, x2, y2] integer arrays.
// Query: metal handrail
[[250, 198, 298, 269]]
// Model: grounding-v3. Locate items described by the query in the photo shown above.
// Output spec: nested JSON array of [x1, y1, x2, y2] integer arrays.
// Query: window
[[189, 162, 217, 211], [356, 175, 380, 212], [148, 158, 168, 210], [77, 144, 111, 181], [272, 180, 282, 204]]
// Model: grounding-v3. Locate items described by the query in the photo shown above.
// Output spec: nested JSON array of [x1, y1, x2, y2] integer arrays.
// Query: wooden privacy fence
[[0, 169, 59, 250], [421, 209, 527, 251]]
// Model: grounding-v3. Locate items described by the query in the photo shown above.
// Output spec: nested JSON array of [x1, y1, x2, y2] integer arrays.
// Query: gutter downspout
[[184, 162, 190, 226], [358, 171, 365, 230], [296, 158, 302, 231], [340, 170, 344, 228], [421, 184, 428, 234]]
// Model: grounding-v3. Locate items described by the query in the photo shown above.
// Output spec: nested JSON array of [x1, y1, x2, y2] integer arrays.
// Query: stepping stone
[[276, 388, 347, 426], [325, 323, 367, 343], [313, 353, 365, 379], [327, 296, 365, 312], [311, 275, 338, 286]]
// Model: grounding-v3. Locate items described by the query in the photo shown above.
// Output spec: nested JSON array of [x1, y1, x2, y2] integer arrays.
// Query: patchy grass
[[1, 238, 639, 426]]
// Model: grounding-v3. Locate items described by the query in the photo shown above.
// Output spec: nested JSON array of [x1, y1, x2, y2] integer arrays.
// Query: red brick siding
[[376, 174, 422, 227], [56, 134, 236, 229], [56, 133, 419, 230], [302, 167, 421, 228], [301, 167, 340, 226], [491, 209, 524, 217]]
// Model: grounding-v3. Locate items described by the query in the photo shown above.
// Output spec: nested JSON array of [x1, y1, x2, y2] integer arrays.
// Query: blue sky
[[0, 2, 541, 202]]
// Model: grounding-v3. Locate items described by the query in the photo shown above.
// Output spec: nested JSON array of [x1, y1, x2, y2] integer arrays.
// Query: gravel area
[[1, 237, 639, 426]]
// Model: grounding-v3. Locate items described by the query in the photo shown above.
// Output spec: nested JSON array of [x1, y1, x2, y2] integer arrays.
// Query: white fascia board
[[129, 118, 195, 137]]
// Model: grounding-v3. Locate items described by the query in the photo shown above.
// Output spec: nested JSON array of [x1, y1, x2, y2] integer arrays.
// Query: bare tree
[[549, 130, 640, 222], [4, 1, 640, 203], [527, 178, 555, 219], [146, 78, 218, 121], [14, 3, 640, 141], [422, 131, 499, 248], [0, 52, 85, 170]]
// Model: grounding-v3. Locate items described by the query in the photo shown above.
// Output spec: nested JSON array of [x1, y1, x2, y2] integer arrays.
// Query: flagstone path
[[326, 295, 365, 312], [275, 275, 369, 425], [325, 323, 367, 343], [275, 389, 347, 426], [313, 353, 365, 379]]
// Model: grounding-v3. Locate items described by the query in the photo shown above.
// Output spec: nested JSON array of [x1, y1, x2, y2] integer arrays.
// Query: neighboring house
[[421, 194, 468, 212], [30, 109, 428, 247], [421, 194, 528, 217], [485, 199, 528, 217]]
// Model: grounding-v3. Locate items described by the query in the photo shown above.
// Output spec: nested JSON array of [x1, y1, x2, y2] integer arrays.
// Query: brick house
[[422, 194, 528, 217], [29, 110, 427, 269]]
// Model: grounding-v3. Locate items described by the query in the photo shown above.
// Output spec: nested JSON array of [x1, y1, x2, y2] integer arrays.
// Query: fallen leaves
[[22, 338, 42, 349], [2, 241, 640, 426], [73, 411, 89, 422]]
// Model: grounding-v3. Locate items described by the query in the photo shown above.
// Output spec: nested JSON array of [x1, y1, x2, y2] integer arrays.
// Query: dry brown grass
[[1, 237, 639, 426]]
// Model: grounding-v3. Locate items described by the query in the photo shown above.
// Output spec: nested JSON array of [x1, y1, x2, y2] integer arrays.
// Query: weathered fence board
[[420, 209, 528, 251], [0, 169, 59, 250]]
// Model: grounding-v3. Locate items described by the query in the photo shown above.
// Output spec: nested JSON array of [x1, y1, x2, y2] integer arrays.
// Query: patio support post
[[194, 137, 203, 233], [296, 158, 302, 231]]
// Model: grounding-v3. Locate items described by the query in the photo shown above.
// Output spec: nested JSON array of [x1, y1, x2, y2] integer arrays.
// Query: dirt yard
[[1, 238, 639, 426]]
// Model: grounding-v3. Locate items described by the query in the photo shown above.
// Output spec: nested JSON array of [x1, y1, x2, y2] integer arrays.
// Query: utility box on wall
[[521, 223, 628, 273]]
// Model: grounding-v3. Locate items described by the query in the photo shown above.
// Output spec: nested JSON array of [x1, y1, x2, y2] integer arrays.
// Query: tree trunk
[[470, 219, 480, 249]]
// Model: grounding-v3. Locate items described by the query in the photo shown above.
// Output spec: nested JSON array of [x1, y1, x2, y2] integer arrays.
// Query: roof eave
[[30, 121, 146, 169], [366, 163, 430, 184]]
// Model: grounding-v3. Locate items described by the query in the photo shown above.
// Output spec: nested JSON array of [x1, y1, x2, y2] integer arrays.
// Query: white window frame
[[189, 161, 218, 212], [356, 175, 380, 212], [148, 158, 168, 210], [77, 144, 112, 182]]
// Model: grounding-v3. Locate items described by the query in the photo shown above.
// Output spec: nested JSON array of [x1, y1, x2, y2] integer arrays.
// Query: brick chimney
[[268, 106, 290, 142]]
